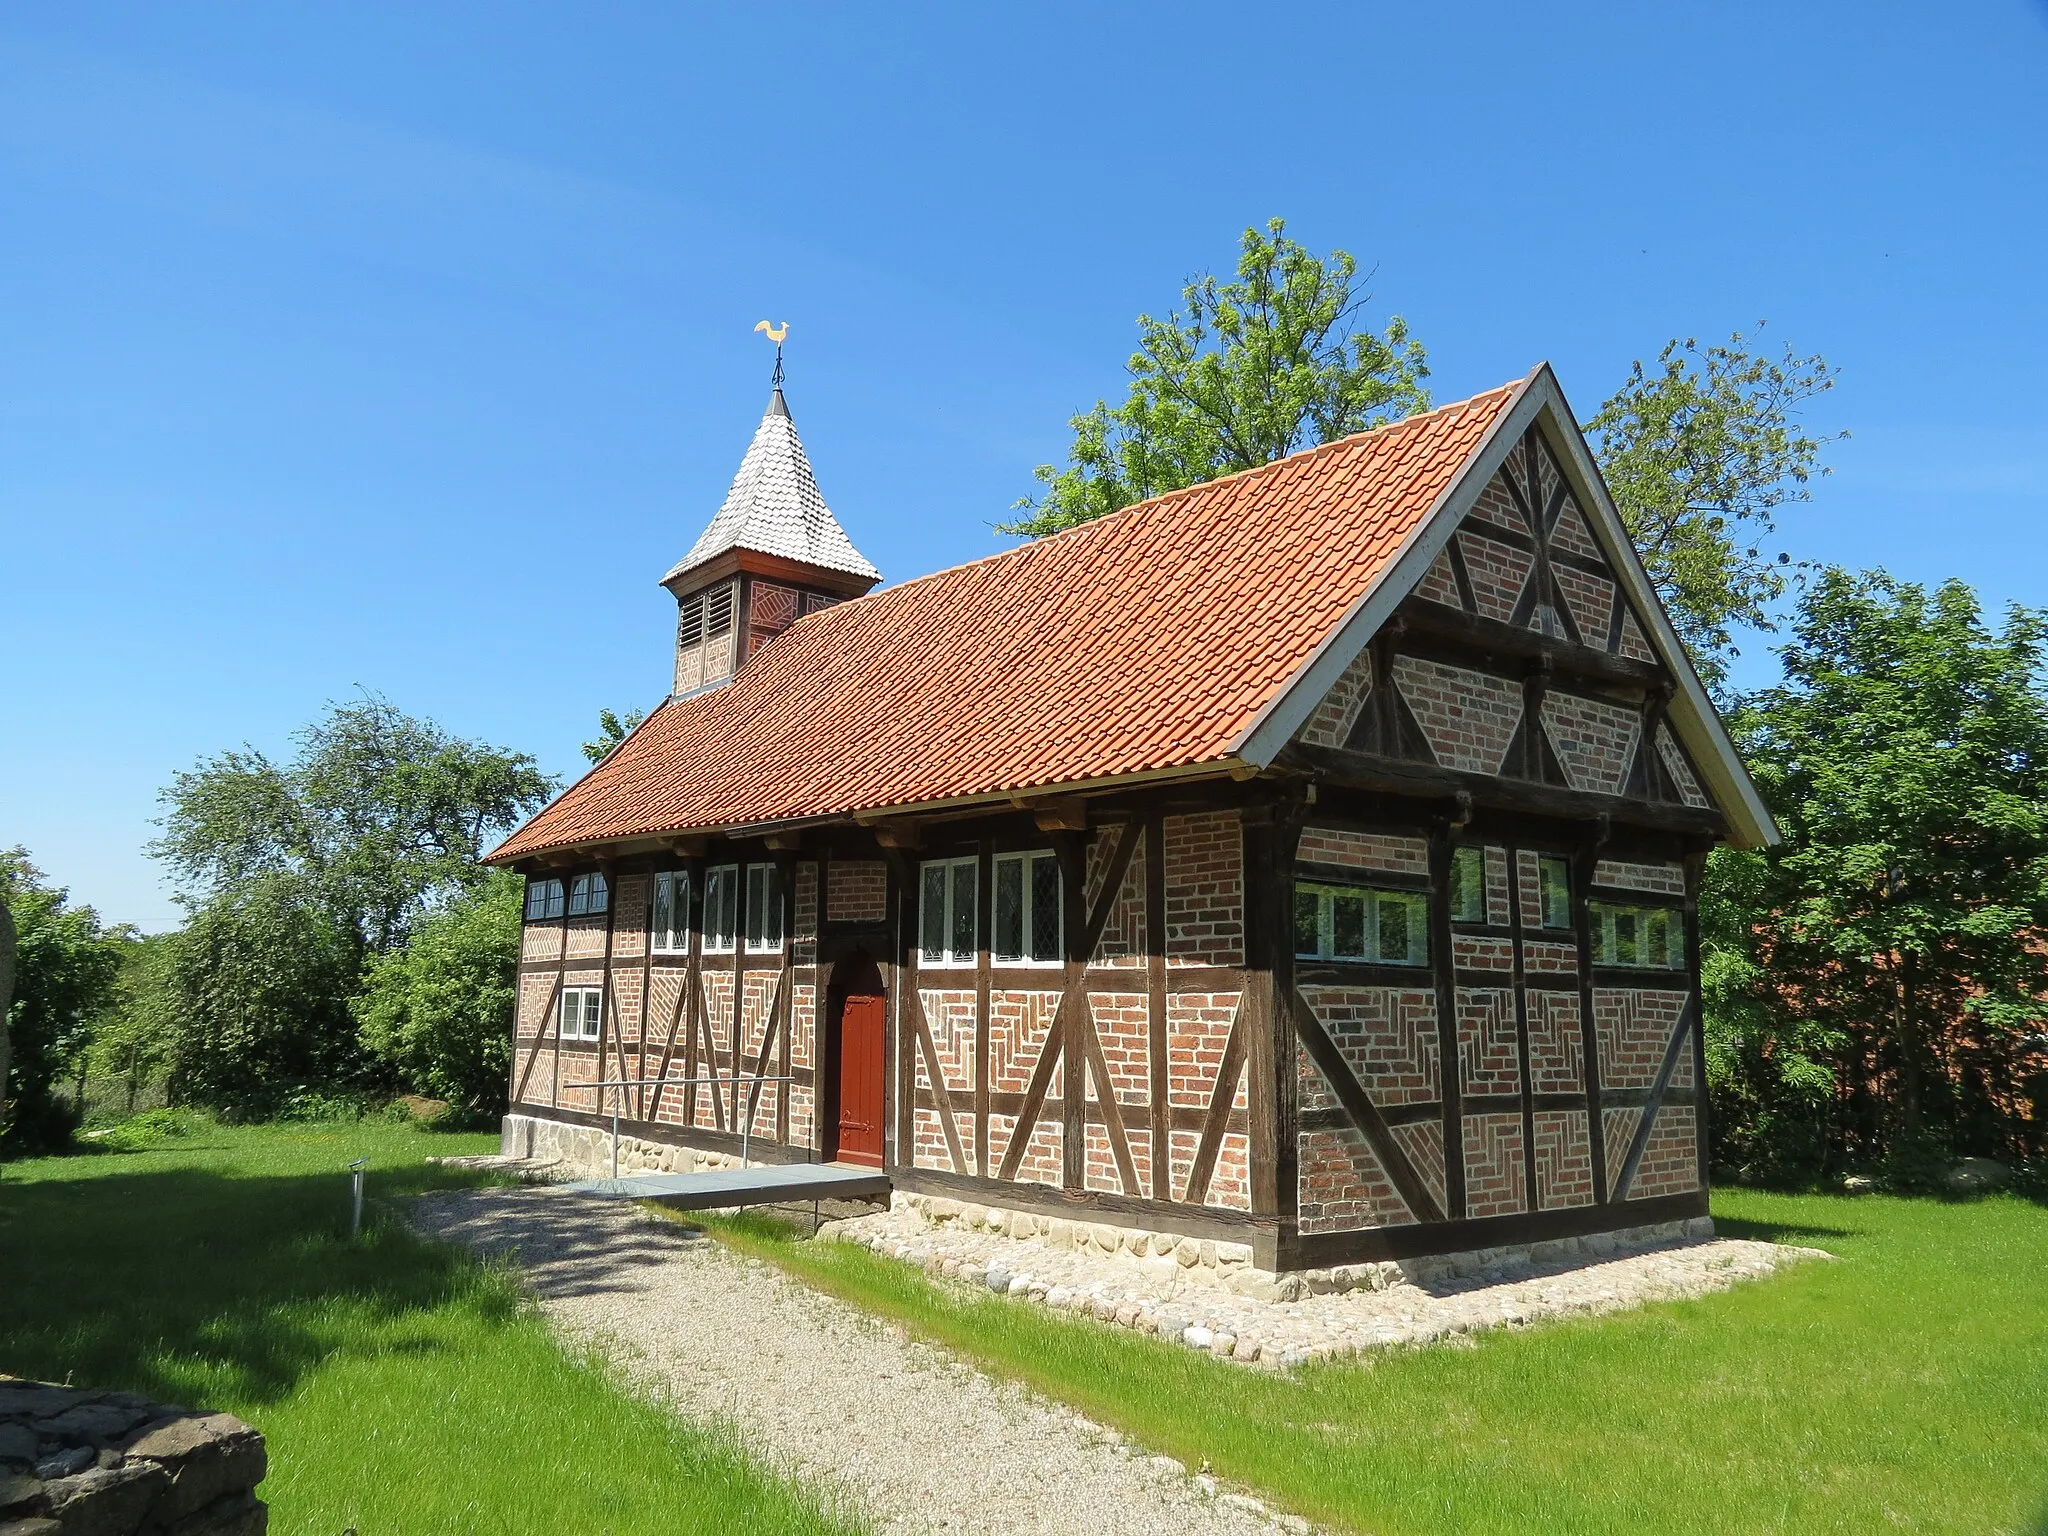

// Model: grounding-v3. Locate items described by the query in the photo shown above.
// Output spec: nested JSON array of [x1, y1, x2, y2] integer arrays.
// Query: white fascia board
[[1230, 369, 1544, 768], [1526, 372, 1778, 848]]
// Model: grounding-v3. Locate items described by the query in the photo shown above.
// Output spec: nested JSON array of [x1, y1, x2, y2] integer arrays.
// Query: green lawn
[[0, 1117, 857, 1536], [697, 1189, 2048, 1535]]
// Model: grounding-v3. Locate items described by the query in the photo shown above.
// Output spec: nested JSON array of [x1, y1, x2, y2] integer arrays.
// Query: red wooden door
[[835, 993, 886, 1167]]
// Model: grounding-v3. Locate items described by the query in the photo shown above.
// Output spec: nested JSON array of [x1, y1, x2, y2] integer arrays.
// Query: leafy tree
[[582, 707, 647, 765], [1004, 219, 1429, 536], [1705, 570, 2048, 1179], [151, 875, 363, 1121], [0, 850, 131, 1153], [1584, 329, 1843, 687], [355, 871, 522, 1117], [154, 694, 554, 959]]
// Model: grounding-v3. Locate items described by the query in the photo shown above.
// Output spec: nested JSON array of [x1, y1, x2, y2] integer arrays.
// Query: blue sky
[[4, 3, 2046, 931]]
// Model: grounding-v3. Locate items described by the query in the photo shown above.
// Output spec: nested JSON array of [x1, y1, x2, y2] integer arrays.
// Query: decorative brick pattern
[[1088, 992, 1151, 1101], [1523, 940, 1579, 975], [1533, 1109, 1595, 1208], [1527, 991, 1584, 1093], [1458, 987, 1521, 1096], [1298, 826, 1428, 876], [1515, 849, 1542, 928], [1463, 1112, 1526, 1217], [1457, 529, 1534, 623], [1593, 859, 1686, 896], [1391, 1119, 1448, 1218], [607, 876, 648, 960], [1163, 811, 1243, 965], [793, 861, 820, 944], [1540, 691, 1643, 797], [1084, 1122, 1153, 1196], [520, 921, 563, 963], [740, 970, 778, 1062], [1553, 564, 1615, 648], [1087, 824, 1147, 967], [1547, 492, 1605, 561], [988, 1114, 1062, 1188], [1471, 470, 1529, 534], [791, 982, 816, 1071], [1166, 993, 1242, 1108], [1298, 1121, 1414, 1231], [1415, 547, 1465, 609], [1657, 724, 1712, 808], [917, 989, 977, 1092], [1301, 985, 1439, 1106], [1603, 1108, 1643, 1193], [913, 1105, 974, 1173], [1485, 846, 1511, 926], [1392, 656, 1524, 774], [697, 972, 734, 1132], [827, 859, 888, 923], [1296, 647, 1377, 748], [1596, 987, 1688, 1091], [1452, 934, 1514, 971], [788, 1083, 815, 1147], [1630, 1107, 1701, 1198], [565, 913, 610, 959], [988, 989, 1062, 1094], [1206, 1133, 1252, 1210], [1618, 608, 1656, 663]]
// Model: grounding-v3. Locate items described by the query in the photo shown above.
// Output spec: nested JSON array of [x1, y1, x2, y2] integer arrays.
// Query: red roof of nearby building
[[490, 376, 1529, 861]]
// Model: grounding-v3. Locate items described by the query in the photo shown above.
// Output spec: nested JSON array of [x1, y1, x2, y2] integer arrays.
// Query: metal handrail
[[587, 1073, 797, 1181]]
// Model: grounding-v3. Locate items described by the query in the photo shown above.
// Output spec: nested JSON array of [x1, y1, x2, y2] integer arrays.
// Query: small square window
[[745, 865, 784, 951], [567, 872, 609, 916], [524, 878, 565, 921], [919, 856, 978, 967], [1538, 856, 1572, 929], [1448, 847, 1486, 923], [559, 986, 603, 1041], [1592, 902, 1686, 969], [703, 866, 738, 952], [651, 872, 688, 953], [993, 850, 1062, 964]]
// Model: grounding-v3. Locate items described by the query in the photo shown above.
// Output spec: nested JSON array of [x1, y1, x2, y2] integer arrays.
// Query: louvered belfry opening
[[663, 385, 881, 697]]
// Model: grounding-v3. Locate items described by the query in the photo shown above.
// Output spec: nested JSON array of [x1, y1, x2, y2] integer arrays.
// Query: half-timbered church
[[488, 362, 1774, 1271]]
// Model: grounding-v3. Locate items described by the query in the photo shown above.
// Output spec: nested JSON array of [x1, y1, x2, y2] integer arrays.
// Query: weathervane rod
[[753, 319, 789, 387]]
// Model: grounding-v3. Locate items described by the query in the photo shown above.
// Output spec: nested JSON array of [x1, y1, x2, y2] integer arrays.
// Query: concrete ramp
[[565, 1161, 891, 1210]]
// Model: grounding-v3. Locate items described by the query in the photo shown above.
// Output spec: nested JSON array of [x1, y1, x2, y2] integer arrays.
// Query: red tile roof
[[490, 376, 1530, 861]]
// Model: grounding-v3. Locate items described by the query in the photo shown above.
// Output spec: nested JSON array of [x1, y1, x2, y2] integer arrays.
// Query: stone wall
[[0, 1378, 265, 1535]]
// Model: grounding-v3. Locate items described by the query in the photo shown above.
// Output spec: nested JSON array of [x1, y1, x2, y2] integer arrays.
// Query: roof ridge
[[791, 372, 1534, 618]]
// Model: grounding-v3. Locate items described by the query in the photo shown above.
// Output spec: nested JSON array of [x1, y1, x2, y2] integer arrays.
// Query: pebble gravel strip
[[409, 1186, 1308, 1536], [819, 1204, 1830, 1367]]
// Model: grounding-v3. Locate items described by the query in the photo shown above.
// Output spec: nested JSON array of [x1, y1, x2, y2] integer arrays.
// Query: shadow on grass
[[1711, 1212, 1860, 1244], [0, 1162, 682, 1409]]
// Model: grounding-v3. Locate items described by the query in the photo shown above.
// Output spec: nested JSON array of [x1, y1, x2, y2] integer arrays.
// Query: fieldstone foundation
[[500, 1112, 755, 1178], [0, 1378, 265, 1535]]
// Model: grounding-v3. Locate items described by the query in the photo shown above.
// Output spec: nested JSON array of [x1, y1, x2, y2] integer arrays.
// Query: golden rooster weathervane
[[754, 319, 789, 386]]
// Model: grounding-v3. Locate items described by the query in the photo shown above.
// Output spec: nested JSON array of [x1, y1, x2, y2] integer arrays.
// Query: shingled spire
[[663, 386, 881, 697]]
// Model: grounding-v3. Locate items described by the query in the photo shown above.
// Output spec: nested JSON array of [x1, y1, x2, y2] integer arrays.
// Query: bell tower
[[663, 363, 880, 696]]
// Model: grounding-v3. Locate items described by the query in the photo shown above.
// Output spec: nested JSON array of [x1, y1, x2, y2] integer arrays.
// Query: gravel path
[[410, 1186, 1303, 1536]]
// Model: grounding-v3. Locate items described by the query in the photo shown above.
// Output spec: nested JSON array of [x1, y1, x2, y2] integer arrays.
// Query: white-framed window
[[567, 872, 609, 916], [651, 871, 689, 954], [1294, 881, 1429, 966], [558, 986, 602, 1042], [744, 864, 784, 952], [702, 865, 739, 953], [993, 850, 1061, 965], [1447, 847, 1486, 923], [524, 877, 565, 921], [1591, 902, 1685, 969], [919, 855, 978, 968], [1537, 856, 1572, 929]]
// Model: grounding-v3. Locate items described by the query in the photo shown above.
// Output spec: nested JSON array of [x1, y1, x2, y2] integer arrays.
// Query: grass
[[0, 1116, 858, 1536], [693, 1190, 2048, 1535]]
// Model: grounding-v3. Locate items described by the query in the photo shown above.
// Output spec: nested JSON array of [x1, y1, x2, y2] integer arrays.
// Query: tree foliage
[[1585, 329, 1843, 686], [1704, 570, 2048, 1182], [581, 707, 647, 765], [355, 870, 522, 1116], [1, 850, 133, 1152], [154, 695, 554, 958], [1004, 219, 1429, 536], [150, 874, 364, 1120]]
